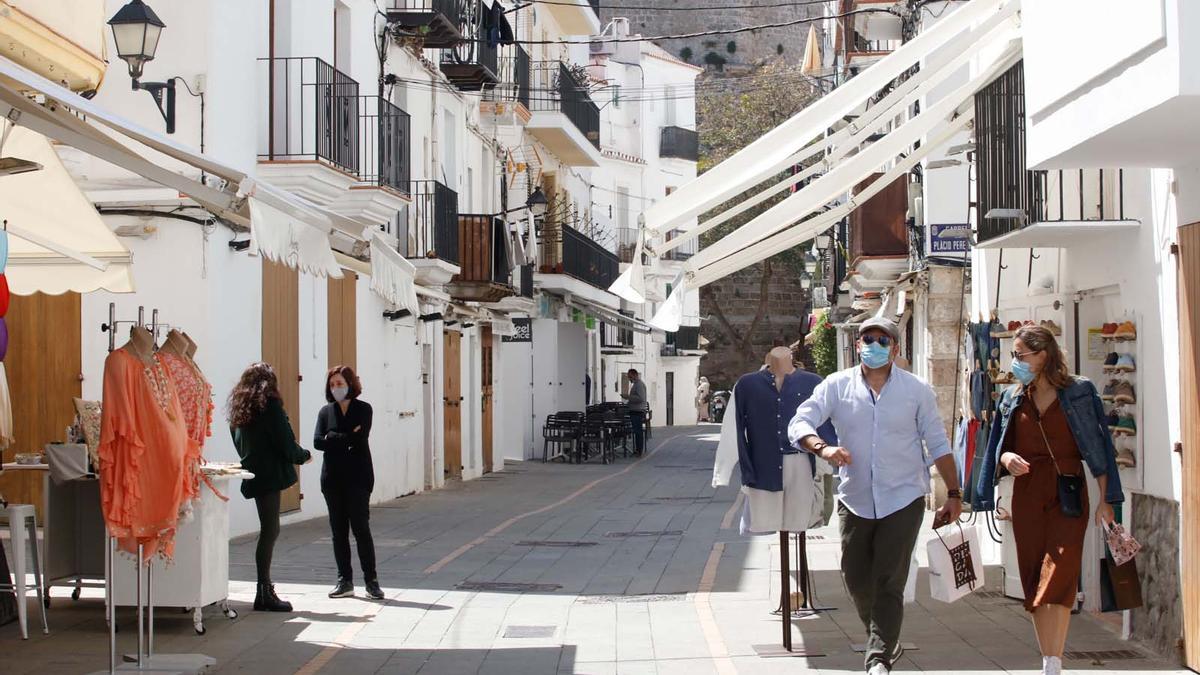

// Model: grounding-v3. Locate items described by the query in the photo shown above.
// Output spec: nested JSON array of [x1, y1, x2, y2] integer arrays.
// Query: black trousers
[[254, 491, 282, 583], [324, 487, 377, 583], [838, 497, 925, 669], [628, 411, 646, 454]]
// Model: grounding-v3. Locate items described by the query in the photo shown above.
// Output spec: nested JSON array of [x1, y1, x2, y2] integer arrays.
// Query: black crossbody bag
[[1034, 413, 1085, 518]]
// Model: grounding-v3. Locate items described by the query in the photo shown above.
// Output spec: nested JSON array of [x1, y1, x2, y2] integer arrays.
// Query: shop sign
[[502, 318, 533, 343], [928, 223, 972, 256]]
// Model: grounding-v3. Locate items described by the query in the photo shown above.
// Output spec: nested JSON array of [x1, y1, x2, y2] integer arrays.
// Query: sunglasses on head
[[861, 335, 892, 347]]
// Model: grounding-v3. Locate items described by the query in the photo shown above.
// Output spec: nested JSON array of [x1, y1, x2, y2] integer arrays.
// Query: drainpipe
[[268, 0, 275, 159]]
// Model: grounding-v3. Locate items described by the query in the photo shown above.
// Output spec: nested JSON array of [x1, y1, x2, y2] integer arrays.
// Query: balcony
[[439, 1, 499, 91], [358, 96, 411, 195], [401, 180, 460, 284], [617, 227, 638, 264], [258, 57, 360, 203], [384, 0, 464, 49], [601, 317, 636, 354], [659, 126, 699, 162], [661, 229, 697, 262], [661, 326, 701, 356], [974, 62, 1138, 249], [527, 62, 602, 166], [486, 44, 532, 113], [538, 0, 600, 35], [448, 214, 516, 302], [540, 223, 619, 291]]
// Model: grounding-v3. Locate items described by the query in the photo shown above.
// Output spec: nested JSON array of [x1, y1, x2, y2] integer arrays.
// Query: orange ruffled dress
[[98, 349, 190, 562]]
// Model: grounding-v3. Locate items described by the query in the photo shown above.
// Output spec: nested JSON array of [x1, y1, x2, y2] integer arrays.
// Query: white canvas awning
[[609, 0, 1022, 330], [368, 231, 420, 315], [566, 295, 652, 334], [2, 125, 134, 295], [0, 54, 365, 278]]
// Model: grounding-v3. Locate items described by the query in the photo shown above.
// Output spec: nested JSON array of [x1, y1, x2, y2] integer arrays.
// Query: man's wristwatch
[[946, 489, 963, 500], [809, 440, 828, 454]]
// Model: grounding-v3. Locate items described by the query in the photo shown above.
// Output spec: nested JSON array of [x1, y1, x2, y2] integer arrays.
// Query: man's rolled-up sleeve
[[788, 378, 835, 449], [917, 381, 952, 463]]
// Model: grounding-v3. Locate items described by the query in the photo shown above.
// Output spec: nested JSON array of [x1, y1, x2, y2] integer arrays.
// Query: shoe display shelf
[[1097, 318, 1141, 490]]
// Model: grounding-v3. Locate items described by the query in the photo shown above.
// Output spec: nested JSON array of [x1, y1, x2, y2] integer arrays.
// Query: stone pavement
[[1, 425, 1190, 674]]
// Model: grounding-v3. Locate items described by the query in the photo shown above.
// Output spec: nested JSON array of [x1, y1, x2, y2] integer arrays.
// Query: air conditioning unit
[[590, 40, 615, 57]]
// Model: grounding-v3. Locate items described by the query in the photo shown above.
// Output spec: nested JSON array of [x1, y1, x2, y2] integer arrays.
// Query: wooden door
[[442, 330, 462, 479], [262, 260, 302, 513], [1179, 221, 1200, 671], [665, 371, 675, 426], [0, 293, 82, 524], [481, 327, 494, 473], [327, 272, 357, 370]]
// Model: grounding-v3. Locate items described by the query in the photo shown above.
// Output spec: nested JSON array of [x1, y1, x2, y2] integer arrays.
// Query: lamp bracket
[[134, 78, 176, 134]]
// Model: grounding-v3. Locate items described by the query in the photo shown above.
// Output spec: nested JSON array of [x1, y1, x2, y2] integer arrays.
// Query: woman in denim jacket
[[971, 325, 1122, 675]]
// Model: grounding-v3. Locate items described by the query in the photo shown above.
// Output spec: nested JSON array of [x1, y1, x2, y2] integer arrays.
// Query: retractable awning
[[2, 125, 134, 295], [0, 54, 364, 279], [368, 231, 420, 315], [566, 295, 653, 334], [610, 0, 1022, 330]]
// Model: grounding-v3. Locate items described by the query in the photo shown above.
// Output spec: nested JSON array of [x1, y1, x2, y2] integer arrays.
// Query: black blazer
[[313, 398, 374, 493]]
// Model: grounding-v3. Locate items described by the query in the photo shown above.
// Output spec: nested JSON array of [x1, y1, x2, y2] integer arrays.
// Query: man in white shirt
[[788, 317, 961, 675]]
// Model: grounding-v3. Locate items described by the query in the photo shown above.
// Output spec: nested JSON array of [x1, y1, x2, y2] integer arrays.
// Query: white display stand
[[111, 475, 244, 635]]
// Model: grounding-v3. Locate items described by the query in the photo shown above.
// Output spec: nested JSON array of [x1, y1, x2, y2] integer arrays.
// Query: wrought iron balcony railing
[[384, 0, 464, 49], [601, 317, 635, 351], [539, 223, 618, 290], [357, 96, 411, 194], [488, 44, 531, 110], [975, 61, 1127, 243], [259, 57, 360, 175], [662, 326, 701, 356], [661, 229, 697, 261], [402, 180, 459, 265], [530, 61, 600, 149], [439, 0, 499, 90], [659, 126, 699, 162]]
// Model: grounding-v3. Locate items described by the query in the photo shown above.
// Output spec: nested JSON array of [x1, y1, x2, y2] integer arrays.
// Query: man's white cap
[[858, 316, 900, 341]]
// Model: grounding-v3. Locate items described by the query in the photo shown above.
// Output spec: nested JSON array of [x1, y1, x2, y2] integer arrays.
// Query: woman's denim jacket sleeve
[[971, 376, 1123, 511]]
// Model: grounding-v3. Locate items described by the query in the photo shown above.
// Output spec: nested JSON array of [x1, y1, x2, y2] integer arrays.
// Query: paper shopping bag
[[927, 523, 984, 603], [903, 546, 919, 604]]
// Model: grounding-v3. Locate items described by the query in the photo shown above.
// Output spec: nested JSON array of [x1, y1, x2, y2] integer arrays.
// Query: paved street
[[1, 425, 1190, 674]]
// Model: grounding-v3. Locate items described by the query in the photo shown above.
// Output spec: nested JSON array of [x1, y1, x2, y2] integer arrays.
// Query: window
[[664, 86, 677, 125], [616, 187, 630, 230]]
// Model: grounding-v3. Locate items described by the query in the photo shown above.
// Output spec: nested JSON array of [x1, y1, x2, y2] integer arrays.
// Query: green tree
[[811, 312, 838, 377], [696, 60, 821, 376]]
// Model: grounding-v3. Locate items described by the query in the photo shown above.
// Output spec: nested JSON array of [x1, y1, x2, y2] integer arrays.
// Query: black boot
[[254, 582, 293, 612]]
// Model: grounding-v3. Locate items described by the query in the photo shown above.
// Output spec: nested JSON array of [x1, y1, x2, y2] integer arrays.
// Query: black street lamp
[[108, 0, 176, 134]]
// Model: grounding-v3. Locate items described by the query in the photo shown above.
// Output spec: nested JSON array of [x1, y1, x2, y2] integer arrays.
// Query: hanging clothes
[[0, 362, 13, 450], [160, 351, 215, 504], [98, 348, 190, 562]]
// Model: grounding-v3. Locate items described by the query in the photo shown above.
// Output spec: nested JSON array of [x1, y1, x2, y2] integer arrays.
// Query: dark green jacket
[[231, 397, 311, 499]]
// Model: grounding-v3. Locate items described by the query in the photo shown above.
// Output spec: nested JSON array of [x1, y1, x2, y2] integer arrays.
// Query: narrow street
[[1, 426, 1188, 674]]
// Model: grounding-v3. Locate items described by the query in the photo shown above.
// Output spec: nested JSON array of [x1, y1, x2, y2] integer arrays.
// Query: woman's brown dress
[[1006, 393, 1089, 613]]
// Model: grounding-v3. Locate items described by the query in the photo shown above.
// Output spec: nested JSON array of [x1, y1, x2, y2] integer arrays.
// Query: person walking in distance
[[788, 317, 962, 675], [314, 366, 383, 601], [228, 362, 312, 612], [972, 325, 1122, 675], [622, 369, 648, 455]]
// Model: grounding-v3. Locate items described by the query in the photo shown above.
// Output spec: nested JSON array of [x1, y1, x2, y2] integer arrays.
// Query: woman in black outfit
[[228, 362, 311, 612], [314, 365, 382, 600]]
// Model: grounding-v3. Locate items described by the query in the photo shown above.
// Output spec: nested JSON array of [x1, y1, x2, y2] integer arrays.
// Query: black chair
[[542, 414, 579, 462], [577, 418, 612, 464]]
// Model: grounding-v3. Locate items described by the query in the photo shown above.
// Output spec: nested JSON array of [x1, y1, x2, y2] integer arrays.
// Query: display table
[[110, 473, 247, 634]]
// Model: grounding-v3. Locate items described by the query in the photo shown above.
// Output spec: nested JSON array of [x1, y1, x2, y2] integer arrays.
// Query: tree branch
[[742, 259, 773, 352], [701, 285, 741, 347]]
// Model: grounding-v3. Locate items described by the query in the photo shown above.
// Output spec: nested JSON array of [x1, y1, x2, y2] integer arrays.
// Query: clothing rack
[[91, 303, 215, 674]]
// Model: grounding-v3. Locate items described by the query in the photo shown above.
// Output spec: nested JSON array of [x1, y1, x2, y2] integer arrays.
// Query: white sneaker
[[867, 663, 890, 675], [1042, 655, 1062, 675]]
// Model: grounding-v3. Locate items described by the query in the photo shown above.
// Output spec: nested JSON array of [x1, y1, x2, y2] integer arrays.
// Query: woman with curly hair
[[228, 362, 311, 612]]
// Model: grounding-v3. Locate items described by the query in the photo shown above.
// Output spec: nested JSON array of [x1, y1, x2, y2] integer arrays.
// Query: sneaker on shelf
[[1115, 354, 1137, 372], [1113, 321, 1137, 339], [1101, 381, 1118, 401], [1105, 410, 1121, 430], [1101, 322, 1119, 336], [1102, 353, 1120, 372], [1040, 320, 1063, 335], [1116, 415, 1138, 436], [1113, 381, 1137, 404], [1116, 445, 1138, 468]]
